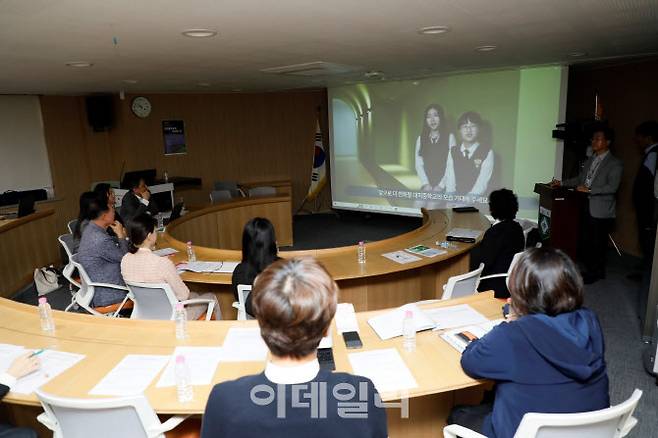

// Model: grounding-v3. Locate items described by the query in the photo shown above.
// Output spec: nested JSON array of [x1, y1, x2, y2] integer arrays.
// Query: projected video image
[[329, 67, 565, 216]]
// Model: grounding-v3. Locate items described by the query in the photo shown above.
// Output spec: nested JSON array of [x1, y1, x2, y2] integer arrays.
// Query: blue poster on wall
[[162, 120, 187, 155]]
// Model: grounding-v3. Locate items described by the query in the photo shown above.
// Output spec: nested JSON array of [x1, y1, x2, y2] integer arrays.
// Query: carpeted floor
[[12, 211, 656, 436]]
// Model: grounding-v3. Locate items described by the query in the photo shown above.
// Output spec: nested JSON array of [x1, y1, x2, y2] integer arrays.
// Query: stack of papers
[[348, 348, 417, 393], [382, 251, 421, 264], [334, 303, 360, 333], [153, 247, 178, 257], [221, 327, 268, 362], [441, 320, 504, 353], [367, 304, 435, 340], [405, 245, 446, 258], [178, 261, 239, 273], [157, 347, 223, 387], [424, 304, 489, 330], [0, 345, 86, 395], [89, 355, 169, 396]]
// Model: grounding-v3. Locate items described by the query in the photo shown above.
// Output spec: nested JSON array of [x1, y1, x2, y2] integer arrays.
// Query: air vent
[[261, 61, 356, 76]]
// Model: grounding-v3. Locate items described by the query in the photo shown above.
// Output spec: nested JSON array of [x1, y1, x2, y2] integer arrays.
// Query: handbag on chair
[[34, 266, 60, 296]]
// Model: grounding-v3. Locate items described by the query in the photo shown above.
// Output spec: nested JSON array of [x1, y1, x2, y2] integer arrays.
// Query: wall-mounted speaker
[[85, 95, 114, 132]]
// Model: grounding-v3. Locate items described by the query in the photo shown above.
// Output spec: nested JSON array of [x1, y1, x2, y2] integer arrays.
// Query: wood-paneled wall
[[39, 90, 330, 250], [566, 58, 658, 256]]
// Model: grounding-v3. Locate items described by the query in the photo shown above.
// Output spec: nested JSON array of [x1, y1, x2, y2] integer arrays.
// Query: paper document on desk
[[405, 245, 446, 258], [425, 304, 489, 331], [156, 347, 223, 387], [382, 250, 421, 264], [153, 247, 178, 257], [178, 261, 238, 273], [368, 303, 435, 340], [11, 350, 86, 395], [348, 348, 417, 393], [441, 319, 505, 353], [221, 327, 268, 361], [89, 354, 169, 396], [0, 344, 26, 373], [335, 303, 360, 333]]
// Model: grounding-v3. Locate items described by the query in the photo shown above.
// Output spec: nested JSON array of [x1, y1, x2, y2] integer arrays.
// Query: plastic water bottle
[[402, 310, 416, 352], [357, 241, 366, 264], [175, 303, 187, 340], [38, 297, 55, 332], [163, 170, 169, 183], [186, 241, 196, 262], [175, 355, 194, 403]]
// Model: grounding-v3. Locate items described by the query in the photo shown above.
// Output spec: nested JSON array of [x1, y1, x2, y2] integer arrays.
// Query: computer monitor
[[121, 169, 157, 189]]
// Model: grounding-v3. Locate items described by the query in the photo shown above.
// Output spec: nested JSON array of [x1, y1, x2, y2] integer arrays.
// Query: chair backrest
[[126, 281, 179, 320], [442, 263, 484, 300], [514, 389, 642, 438], [58, 234, 76, 260], [247, 186, 276, 197], [67, 219, 78, 235], [36, 389, 161, 438], [68, 255, 95, 308], [209, 189, 232, 203], [505, 251, 525, 288], [235, 284, 253, 321], [213, 180, 243, 197]]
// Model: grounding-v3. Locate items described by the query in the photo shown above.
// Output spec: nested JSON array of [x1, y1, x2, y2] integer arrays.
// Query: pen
[[30, 349, 46, 357]]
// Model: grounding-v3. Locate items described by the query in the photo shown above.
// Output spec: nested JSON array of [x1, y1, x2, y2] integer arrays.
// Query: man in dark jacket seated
[[470, 188, 525, 298], [201, 257, 388, 438], [0, 352, 40, 438], [120, 177, 158, 224]]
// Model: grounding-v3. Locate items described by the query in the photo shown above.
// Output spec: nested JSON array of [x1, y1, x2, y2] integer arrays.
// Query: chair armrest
[[147, 414, 189, 437], [479, 273, 508, 281], [37, 412, 57, 431], [232, 301, 241, 310], [88, 282, 130, 291], [443, 424, 487, 438], [180, 299, 215, 321]]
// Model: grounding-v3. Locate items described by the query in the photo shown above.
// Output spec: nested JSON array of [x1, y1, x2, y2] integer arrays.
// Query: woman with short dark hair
[[470, 188, 525, 298], [452, 247, 609, 438], [231, 217, 279, 316], [121, 213, 220, 320], [202, 257, 388, 438]]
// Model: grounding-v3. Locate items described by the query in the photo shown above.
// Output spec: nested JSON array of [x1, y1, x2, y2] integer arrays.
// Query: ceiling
[[1, 0, 657, 94]]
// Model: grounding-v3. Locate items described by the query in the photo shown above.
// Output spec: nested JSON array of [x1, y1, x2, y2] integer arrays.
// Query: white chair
[[36, 389, 189, 438], [64, 255, 130, 317], [232, 284, 254, 320], [58, 234, 80, 290], [478, 251, 524, 290], [66, 219, 78, 234], [441, 263, 484, 300], [247, 186, 276, 197], [443, 389, 642, 438], [126, 281, 215, 321], [209, 189, 232, 204]]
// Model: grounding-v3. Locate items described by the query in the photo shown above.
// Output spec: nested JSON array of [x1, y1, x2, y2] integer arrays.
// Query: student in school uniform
[[202, 257, 388, 438]]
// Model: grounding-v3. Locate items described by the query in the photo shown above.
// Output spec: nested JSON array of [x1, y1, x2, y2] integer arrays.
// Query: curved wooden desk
[[1, 292, 499, 437], [161, 208, 489, 319]]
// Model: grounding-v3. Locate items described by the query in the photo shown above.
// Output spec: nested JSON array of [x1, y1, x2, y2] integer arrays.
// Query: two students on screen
[[231, 217, 280, 317], [121, 214, 220, 320], [202, 257, 388, 438], [450, 247, 609, 438], [415, 108, 494, 200]]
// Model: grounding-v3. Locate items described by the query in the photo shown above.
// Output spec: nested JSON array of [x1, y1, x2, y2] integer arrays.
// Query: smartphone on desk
[[342, 331, 363, 349]]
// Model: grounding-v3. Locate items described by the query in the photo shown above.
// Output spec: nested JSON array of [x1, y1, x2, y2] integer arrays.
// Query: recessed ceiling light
[[181, 29, 218, 38], [475, 45, 497, 52], [197, 82, 211, 87], [568, 51, 587, 58], [417, 25, 450, 35], [122, 79, 138, 84], [65, 61, 93, 68], [364, 70, 384, 78]]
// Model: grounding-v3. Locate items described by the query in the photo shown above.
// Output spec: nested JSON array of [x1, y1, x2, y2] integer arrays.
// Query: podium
[[533, 183, 586, 260]]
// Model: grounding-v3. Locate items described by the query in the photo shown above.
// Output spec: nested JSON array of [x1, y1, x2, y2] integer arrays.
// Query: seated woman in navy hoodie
[[457, 247, 609, 438], [201, 257, 388, 438]]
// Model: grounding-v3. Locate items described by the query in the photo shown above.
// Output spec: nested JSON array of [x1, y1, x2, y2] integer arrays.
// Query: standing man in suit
[[632, 120, 658, 267], [120, 177, 158, 223], [553, 126, 623, 284]]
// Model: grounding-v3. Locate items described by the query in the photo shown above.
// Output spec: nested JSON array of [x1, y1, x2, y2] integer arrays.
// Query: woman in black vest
[[414, 104, 455, 201], [442, 112, 494, 201]]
